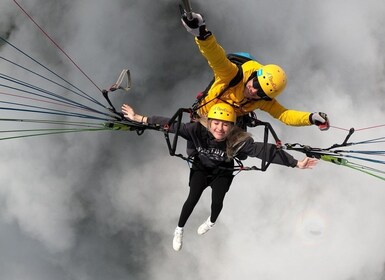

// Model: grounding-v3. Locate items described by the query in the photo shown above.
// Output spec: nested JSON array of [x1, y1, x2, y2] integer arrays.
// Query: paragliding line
[[12, 0, 103, 94]]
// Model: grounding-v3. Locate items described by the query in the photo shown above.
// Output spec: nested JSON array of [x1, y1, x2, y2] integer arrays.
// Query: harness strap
[[101, 69, 132, 120], [193, 64, 244, 112]]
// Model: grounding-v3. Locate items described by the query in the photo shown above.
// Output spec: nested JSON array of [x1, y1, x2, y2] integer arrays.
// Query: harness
[[192, 53, 256, 115], [169, 112, 288, 173]]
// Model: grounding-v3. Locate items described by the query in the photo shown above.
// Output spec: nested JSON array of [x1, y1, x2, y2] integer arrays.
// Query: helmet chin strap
[[256, 91, 273, 101]]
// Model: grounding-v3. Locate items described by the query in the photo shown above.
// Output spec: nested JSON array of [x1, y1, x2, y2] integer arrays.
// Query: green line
[[321, 155, 385, 181], [344, 163, 385, 181], [0, 127, 109, 141], [0, 123, 106, 134], [320, 155, 348, 165], [0, 122, 141, 140], [0, 127, 104, 133], [0, 118, 110, 127], [103, 122, 133, 131], [0, 119, 142, 141]]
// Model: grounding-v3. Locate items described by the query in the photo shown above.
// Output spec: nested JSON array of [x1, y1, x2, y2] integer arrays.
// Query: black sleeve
[[238, 138, 298, 167], [147, 116, 171, 126], [147, 115, 196, 141]]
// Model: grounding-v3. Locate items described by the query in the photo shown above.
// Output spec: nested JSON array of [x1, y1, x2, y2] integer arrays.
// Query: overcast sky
[[1, 0, 385, 279]]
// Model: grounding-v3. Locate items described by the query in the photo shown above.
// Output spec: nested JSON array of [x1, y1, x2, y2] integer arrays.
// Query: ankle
[[175, 226, 184, 233]]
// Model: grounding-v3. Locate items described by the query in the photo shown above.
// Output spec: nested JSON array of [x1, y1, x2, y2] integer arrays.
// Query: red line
[[330, 124, 385, 132], [329, 125, 350, 131], [13, 0, 103, 93], [354, 124, 385, 131], [0, 91, 91, 112]]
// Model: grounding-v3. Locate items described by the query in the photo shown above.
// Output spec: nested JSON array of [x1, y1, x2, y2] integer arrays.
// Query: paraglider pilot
[[181, 11, 330, 131]]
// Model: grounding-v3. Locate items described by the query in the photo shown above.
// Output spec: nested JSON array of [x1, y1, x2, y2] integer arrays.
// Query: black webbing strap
[[193, 64, 244, 112], [161, 108, 285, 172]]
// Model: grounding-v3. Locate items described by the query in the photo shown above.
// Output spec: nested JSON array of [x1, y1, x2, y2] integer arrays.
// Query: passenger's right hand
[[121, 104, 138, 121]]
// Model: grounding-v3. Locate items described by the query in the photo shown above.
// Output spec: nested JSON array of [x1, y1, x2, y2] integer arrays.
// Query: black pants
[[177, 164, 234, 227]]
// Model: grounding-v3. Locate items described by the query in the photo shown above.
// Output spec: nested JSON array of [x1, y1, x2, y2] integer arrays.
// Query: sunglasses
[[252, 77, 272, 101]]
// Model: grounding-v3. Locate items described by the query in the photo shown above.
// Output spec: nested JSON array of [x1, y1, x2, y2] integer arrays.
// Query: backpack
[[194, 52, 257, 108]]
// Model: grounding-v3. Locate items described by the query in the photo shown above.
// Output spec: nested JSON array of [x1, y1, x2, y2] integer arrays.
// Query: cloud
[[0, 0, 385, 279]]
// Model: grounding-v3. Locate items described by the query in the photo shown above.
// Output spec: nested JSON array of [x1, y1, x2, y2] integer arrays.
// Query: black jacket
[[147, 116, 298, 169]]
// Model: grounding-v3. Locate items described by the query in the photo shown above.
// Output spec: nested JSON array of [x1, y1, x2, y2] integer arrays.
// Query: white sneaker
[[197, 217, 215, 235], [173, 227, 183, 251]]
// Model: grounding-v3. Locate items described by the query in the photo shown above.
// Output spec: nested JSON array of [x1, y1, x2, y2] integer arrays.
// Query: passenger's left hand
[[296, 157, 318, 169]]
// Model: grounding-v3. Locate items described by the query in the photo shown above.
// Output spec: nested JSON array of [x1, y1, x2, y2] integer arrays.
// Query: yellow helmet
[[255, 64, 287, 99], [207, 103, 236, 123]]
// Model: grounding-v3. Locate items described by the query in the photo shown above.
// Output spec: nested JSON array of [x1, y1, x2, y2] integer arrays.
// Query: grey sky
[[1, 0, 385, 279]]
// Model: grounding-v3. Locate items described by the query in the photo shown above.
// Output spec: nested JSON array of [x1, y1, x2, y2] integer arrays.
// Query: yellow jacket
[[195, 35, 312, 126]]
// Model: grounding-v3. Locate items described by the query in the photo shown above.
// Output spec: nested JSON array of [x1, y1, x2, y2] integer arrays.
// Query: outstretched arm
[[238, 138, 318, 169], [181, 12, 238, 82], [121, 104, 195, 141]]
